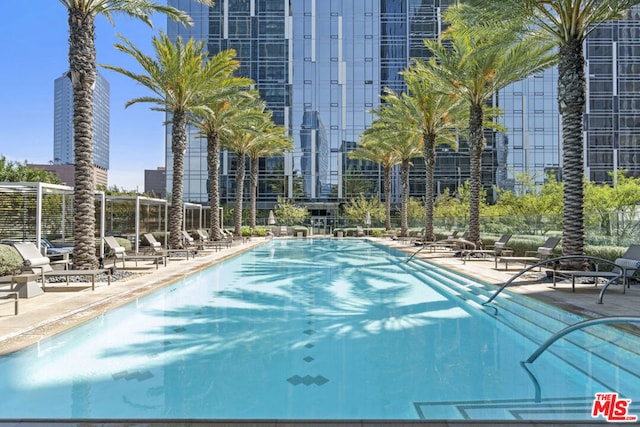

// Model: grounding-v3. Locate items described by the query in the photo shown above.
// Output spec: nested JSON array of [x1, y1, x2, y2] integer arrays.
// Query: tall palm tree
[[59, 0, 206, 268], [246, 125, 293, 229], [466, 0, 640, 256], [350, 138, 402, 231], [420, 4, 556, 246], [103, 32, 223, 249], [221, 92, 271, 237], [396, 65, 466, 242], [192, 54, 254, 241], [363, 111, 423, 237]]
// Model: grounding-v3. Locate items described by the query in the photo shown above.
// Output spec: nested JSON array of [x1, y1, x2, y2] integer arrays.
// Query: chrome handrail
[[524, 316, 640, 364], [483, 255, 626, 306]]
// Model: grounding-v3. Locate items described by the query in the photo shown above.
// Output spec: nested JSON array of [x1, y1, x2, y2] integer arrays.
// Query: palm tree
[[396, 65, 466, 242], [103, 32, 223, 249], [466, 0, 640, 256], [350, 138, 402, 232], [221, 92, 271, 237], [192, 53, 254, 241], [420, 4, 556, 246], [246, 125, 293, 229], [60, 0, 206, 268], [363, 110, 423, 237]]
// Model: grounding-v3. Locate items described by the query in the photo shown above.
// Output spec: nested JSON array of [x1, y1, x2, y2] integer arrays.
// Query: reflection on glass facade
[[165, 0, 516, 207], [497, 68, 561, 191], [498, 6, 640, 191], [53, 71, 110, 170], [585, 5, 640, 184], [164, 1, 640, 207]]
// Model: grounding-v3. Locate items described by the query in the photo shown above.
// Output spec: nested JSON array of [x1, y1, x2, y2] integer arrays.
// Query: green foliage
[[240, 226, 271, 237], [97, 185, 142, 196], [0, 155, 60, 183], [433, 187, 469, 219], [407, 197, 426, 221], [0, 244, 23, 276], [292, 226, 309, 237], [273, 197, 310, 226], [342, 194, 385, 223], [585, 171, 640, 241], [487, 172, 563, 235]]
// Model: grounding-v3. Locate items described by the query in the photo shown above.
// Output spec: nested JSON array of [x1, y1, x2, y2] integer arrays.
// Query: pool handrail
[[483, 255, 627, 306], [524, 316, 640, 364]]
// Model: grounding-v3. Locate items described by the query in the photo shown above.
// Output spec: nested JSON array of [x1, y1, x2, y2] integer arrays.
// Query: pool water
[[0, 238, 638, 420]]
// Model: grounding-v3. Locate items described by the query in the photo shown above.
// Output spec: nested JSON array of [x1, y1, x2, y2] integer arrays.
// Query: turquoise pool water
[[0, 238, 638, 421]]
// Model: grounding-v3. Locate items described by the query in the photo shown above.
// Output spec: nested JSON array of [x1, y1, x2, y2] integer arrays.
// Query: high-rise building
[[167, 0, 471, 210], [167, 1, 639, 208], [498, 5, 640, 191], [53, 71, 110, 186]]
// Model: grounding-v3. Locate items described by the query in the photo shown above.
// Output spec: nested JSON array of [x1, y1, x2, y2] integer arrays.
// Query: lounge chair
[[13, 242, 111, 293], [462, 234, 512, 261], [551, 244, 640, 293], [279, 226, 288, 237], [143, 233, 197, 259], [104, 236, 165, 269], [425, 231, 474, 252], [495, 236, 560, 270], [194, 229, 231, 250], [356, 226, 365, 237]]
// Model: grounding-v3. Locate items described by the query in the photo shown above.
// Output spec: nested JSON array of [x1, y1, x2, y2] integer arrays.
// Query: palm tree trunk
[[250, 156, 258, 229], [468, 102, 485, 247], [558, 37, 586, 257], [424, 132, 436, 242], [234, 153, 246, 237], [401, 159, 410, 236], [169, 109, 187, 248], [384, 165, 392, 231], [207, 131, 222, 241], [68, 8, 97, 269]]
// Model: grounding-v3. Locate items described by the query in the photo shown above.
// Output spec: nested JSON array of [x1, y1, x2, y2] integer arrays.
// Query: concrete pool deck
[[0, 236, 637, 427]]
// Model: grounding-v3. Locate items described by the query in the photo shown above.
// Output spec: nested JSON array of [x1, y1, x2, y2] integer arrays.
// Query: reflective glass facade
[[53, 71, 110, 170], [585, 6, 640, 184], [166, 2, 640, 205], [497, 68, 561, 191], [498, 6, 640, 190], [168, 0, 484, 206]]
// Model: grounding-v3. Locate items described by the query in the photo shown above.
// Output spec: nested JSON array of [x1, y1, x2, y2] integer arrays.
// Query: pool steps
[[401, 257, 640, 392]]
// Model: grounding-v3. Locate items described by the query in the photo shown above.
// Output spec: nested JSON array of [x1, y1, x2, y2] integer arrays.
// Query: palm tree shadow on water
[[87, 240, 490, 416]]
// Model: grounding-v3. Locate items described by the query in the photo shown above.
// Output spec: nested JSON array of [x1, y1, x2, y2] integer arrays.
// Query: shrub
[[292, 226, 309, 237], [0, 244, 23, 276]]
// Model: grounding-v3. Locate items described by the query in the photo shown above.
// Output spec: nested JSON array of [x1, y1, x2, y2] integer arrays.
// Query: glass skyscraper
[[167, 1, 640, 207], [53, 71, 110, 171], [167, 0, 466, 209]]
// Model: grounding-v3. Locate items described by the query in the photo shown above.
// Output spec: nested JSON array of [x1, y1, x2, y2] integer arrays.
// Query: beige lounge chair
[[104, 236, 165, 269], [495, 237, 560, 270], [143, 233, 197, 259], [194, 229, 231, 250], [13, 242, 111, 293]]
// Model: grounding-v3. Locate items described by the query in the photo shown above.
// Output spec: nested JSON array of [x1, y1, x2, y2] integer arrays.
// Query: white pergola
[[0, 182, 106, 257]]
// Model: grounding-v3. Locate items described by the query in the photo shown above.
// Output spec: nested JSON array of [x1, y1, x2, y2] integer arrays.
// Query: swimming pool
[[0, 238, 638, 421]]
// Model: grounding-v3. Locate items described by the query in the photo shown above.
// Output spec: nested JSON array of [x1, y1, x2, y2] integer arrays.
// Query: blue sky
[[0, 2, 174, 191]]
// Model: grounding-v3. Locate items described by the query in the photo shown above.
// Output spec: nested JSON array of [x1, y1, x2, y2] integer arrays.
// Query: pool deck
[[0, 236, 637, 427]]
